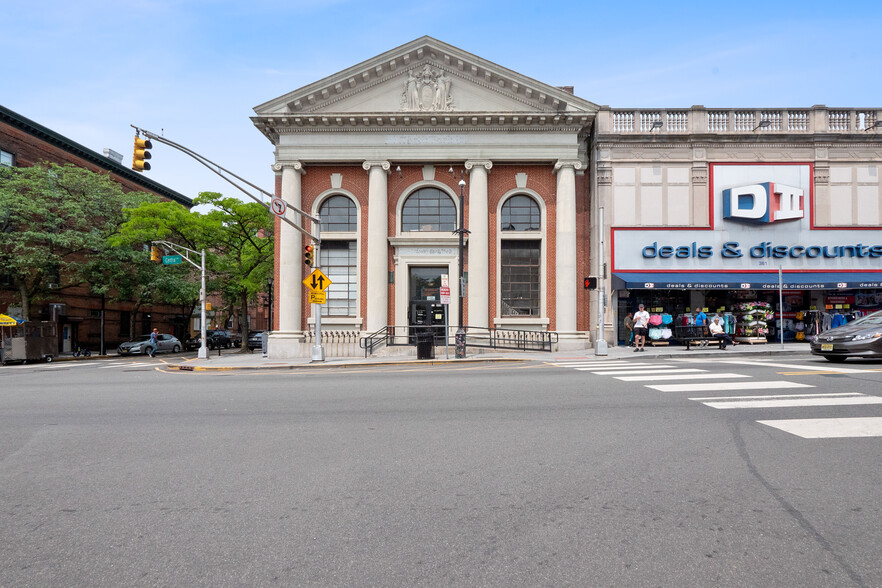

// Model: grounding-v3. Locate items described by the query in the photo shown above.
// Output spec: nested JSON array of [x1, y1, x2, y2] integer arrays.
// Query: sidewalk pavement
[[122, 340, 814, 371]]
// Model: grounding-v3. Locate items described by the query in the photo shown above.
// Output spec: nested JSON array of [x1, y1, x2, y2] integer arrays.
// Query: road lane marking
[[647, 381, 814, 392], [615, 373, 749, 381], [757, 417, 882, 438]]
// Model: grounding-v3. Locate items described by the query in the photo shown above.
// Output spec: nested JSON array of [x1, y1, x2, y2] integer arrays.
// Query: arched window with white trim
[[318, 195, 357, 317], [401, 187, 456, 232], [499, 194, 542, 317]]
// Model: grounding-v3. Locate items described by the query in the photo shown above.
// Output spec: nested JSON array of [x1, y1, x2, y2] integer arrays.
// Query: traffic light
[[304, 244, 314, 267], [132, 135, 152, 172], [584, 276, 598, 289], [150, 245, 160, 262]]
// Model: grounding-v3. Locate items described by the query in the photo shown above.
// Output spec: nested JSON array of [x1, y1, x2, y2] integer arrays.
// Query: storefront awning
[[612, 272, 882, 291]]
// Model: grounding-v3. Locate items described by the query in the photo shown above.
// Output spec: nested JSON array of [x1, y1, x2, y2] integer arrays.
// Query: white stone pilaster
[[269, 161, 305, 358], [465, 160, 492, 328], [363, 161, 390, 333], [554, 159, 582, 335]]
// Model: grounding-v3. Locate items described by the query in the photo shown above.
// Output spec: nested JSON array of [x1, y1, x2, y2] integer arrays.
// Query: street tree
[[0, 163, 153, 320]]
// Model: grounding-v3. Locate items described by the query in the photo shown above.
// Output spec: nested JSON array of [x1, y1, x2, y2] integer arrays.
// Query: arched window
[[501, 195, 540, 231], [401, 187, 456, 232], [319, 195, 357, 232]]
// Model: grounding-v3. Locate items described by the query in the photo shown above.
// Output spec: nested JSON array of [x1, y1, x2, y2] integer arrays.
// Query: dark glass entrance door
[[408, 266, 447, 344]]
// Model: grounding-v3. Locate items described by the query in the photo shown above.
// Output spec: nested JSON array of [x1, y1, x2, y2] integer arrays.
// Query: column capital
[[553, 159, 583, 173], [362, 161, 391, 172], [272, 160, 305, 173], [464, 160, 493, 172]]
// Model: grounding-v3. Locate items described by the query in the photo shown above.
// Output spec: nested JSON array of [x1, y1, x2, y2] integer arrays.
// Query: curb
[[168, 357, 527, 371]]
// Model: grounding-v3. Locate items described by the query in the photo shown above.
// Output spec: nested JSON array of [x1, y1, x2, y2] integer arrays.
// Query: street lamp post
[[455, 171, 468, 358]]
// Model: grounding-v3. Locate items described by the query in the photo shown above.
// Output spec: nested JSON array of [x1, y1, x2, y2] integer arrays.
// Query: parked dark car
[[247, 331, 266, 350], [185, 329, 235, 351], [810, 310, 882, 362], [118, 334, 181, 356]]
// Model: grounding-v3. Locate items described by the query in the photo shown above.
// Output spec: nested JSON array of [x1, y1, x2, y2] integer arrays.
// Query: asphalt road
[[2, 355, 882, 586]]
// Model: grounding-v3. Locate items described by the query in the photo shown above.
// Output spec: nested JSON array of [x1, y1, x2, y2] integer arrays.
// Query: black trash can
[[416, 330, 435, 360]]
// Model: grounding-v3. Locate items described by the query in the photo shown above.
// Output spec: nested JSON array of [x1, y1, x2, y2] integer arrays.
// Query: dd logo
[[723, 182, 804, 224]]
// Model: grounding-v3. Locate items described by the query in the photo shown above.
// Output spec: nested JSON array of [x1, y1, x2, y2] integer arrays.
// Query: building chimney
[[103, 148, 124, 164]]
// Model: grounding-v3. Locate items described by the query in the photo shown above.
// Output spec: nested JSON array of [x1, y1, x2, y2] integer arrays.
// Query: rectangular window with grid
[[319, 241, 356, 317], [0, 150, 13, 167], [501, 240, 540, 316]]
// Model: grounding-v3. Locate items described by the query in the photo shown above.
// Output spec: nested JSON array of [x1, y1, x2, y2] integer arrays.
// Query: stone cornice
[[252, 113, 592, 141]]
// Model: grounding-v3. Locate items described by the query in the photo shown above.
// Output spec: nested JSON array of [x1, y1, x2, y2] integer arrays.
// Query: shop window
[[401, 187, 456, 232], [501, 195, 540, 231], [319, 241, 356, 317], [319, 195, 357, 232], [501, 240, 540, 316]]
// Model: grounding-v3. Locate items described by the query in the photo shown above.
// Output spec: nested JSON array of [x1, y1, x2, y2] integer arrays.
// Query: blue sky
[[4, 0, 880, 204]]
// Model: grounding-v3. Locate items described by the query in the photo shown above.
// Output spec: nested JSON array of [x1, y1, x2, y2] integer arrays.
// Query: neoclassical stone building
[[253, 37, 882, 356], [252, 37, 598, 357]]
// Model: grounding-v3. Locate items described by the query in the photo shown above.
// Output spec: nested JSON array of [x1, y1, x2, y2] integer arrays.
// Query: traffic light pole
[[130, 126, 319, 242], [132, 126, 325, 360], [152, 240, 209, 360], [311, 222, 324, 362]]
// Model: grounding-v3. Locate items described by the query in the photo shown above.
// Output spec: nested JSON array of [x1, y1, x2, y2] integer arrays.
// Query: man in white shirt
[[709, 317, 733, 350], [632, 304, 650, 352]]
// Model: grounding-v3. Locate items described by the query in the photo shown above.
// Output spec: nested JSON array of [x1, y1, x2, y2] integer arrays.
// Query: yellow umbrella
[[0, 314, 20, 327]]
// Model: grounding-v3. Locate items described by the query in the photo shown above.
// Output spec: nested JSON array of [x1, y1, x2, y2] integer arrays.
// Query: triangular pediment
[[253, 37, 599, 118]]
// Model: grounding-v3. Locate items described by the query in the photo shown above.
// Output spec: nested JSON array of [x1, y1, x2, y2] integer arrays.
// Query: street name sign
[[303, 269, 332, 293], [162, 255, 182, 265]]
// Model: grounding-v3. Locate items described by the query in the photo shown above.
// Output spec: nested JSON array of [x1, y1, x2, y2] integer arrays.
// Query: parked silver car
[[810, 310, 882, 362], [118, 334, 182, 356]]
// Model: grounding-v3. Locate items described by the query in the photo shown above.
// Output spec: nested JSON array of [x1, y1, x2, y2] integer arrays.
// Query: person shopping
[[632, 304, 650, 352], [709, 317, 734, 350]]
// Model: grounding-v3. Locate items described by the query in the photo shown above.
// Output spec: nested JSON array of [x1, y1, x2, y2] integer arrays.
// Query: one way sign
[[303, 268, 332, 293]]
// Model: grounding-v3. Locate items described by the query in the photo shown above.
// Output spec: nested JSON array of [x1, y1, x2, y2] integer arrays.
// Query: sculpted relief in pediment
[[400, 65, 454, 112]]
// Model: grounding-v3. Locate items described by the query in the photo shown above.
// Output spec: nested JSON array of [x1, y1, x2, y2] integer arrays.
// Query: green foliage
[[0, 163, 156, 317]]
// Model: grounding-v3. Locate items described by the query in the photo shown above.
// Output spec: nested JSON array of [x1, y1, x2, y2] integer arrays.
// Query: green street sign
[[162, 255, 182, 265]]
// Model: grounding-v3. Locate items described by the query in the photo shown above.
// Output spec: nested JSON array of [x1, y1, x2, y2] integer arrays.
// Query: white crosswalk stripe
[[756, 417, 882, 439], [692, 393, 882, 409], [552, 356, 882, 439], [648, 381, 813, 393], [615, 373, 749, 382], [588, 368, 708, 376]]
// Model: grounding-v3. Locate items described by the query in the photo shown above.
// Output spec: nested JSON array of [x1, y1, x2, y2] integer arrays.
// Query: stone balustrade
[[599, 106, 881, 134]]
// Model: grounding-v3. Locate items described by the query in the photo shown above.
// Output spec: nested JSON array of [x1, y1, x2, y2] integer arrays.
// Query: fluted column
[[465, 160, 492, 328], [554, 159, 582, 334], [363, 161, 390, 333], [275, 161, 305, 335]]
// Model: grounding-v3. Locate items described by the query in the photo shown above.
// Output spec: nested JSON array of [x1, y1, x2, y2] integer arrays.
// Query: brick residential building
[[0, 104, 193, 353]]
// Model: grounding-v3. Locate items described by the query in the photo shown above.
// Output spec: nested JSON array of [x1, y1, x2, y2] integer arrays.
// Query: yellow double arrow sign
[[303, 269, 332, 304]]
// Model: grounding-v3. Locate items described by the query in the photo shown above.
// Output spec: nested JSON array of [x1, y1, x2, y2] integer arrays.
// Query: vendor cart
[[1, 321, 57, 364]]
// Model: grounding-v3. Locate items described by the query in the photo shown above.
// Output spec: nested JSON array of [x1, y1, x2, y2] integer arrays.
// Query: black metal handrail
[[359, 325, 559, 357]]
